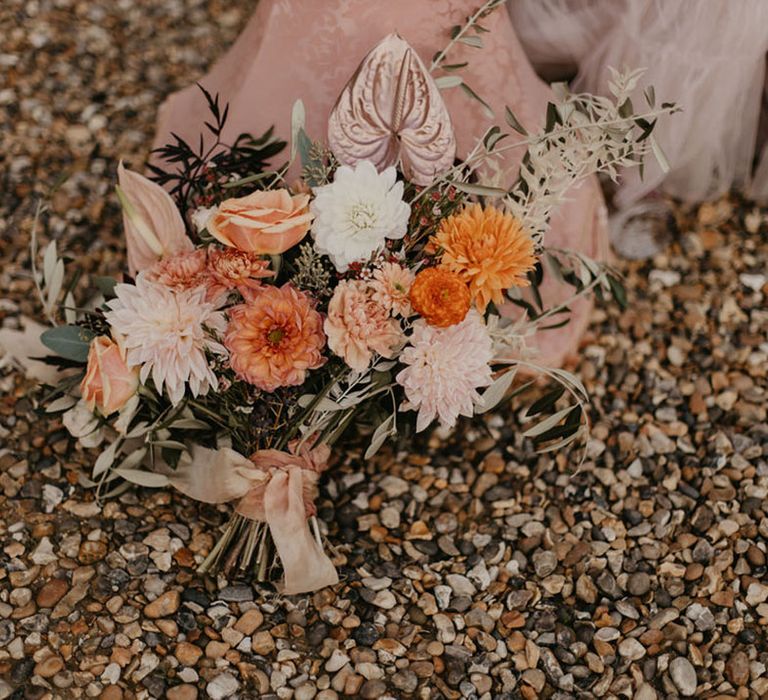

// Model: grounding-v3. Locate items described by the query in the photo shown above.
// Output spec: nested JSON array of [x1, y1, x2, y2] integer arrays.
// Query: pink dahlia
[[104, 274, 227, 405], [147, 249, 208, 291], [206, 247, 274, 299], [396, 311, 493, 432], [325, 279, 403, 371], [370, 262, 415, 317], [225, 284, 326, 392]]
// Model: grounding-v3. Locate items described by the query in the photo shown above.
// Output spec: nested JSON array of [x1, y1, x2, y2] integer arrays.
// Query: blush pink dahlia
[[396, 311, 493, 432], [104, 275, 227, 405], [325, 279, 403, 371], [225, 285, 326, 392], [147, 249, 208, 291], [370, 262, 415, 317]]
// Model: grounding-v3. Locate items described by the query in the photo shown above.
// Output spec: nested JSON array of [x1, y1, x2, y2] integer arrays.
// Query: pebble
[[36, 578, 68, 608], [0, 26, 766, 700], [206, 673, 240, 700], [627, 572, 651, 596], [143, 590, 180, 618], [669, 657, 697, 697], [619, 638, 646, 661]]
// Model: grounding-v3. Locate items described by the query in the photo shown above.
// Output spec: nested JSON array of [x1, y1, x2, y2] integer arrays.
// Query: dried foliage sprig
[[148, 85, 286, 226]]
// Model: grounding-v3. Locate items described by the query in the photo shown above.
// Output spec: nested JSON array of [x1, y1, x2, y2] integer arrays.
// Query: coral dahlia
[[432, 203, 537, 312], [225, 285, 326, 392]]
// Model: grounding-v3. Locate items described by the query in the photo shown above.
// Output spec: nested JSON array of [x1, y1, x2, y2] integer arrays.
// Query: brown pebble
[[234, 608, 264, 635], [78, 540, 107, 564], [143, 590, 180, 618], [99, 686, 124, 700], [725, 650, 750, 687], [167, 685, 198, 700], [251, 631, 275, 655], [175, 641, 203, 667], [36, 578, 68, 608], [34, 655, 64, 678]]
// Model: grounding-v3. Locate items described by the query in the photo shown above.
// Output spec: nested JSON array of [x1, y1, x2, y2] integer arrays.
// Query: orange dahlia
[[225, 284, 326, 392], [432, 203, 537, 312], [409, 267, 471, 328]]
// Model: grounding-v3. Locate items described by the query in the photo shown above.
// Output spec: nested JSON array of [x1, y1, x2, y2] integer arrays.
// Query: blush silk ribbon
[[169, 441, 338, 594]]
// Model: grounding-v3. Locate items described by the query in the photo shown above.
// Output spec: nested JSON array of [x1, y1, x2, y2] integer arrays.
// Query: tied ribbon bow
[[169, 442, 338, 594]]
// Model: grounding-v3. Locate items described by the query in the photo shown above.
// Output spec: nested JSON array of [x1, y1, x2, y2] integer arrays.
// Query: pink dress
[[151, 0, 608, 368]]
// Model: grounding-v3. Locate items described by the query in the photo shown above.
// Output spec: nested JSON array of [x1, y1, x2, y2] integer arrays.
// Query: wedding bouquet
[[28, 21, 674, 593]]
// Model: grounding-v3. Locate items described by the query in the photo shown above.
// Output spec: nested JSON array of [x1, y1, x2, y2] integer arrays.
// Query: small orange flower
[[409, 267, 471, 327], [432, 204, 537, 312]]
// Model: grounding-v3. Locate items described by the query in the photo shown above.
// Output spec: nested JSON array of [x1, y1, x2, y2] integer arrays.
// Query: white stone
[[746, 582, 768, 606], [669, 657, 697, 697], [207, 673, 240, 700], [618, 638, 646, 661], [30, 537, 57, 565], [325, 649, 350, 673]]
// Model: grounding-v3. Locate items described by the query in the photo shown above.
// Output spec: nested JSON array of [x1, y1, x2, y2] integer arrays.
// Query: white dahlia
[[396, 311, 494, 432], [310, 160, 410, 271], [104, 274, 227, 405]]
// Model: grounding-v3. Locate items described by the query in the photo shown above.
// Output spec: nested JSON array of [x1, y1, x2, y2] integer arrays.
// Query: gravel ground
[[2, 2, 768, 699]]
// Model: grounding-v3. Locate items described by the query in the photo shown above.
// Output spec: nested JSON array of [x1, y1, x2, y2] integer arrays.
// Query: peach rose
[[208, 189, 313, 255], [81, 336, 139, 415]]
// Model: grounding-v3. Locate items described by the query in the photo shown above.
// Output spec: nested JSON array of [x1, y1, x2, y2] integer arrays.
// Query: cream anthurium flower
[[310, 161, 410, 271]]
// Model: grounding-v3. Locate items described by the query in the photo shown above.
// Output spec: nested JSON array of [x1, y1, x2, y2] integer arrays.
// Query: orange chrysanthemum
[[432, 204, 537, 312], [225, 284, 326, 392], [409, 267, 471, 328]]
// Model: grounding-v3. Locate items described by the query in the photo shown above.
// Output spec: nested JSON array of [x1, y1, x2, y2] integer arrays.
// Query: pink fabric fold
[[169, 442, 338, 594]]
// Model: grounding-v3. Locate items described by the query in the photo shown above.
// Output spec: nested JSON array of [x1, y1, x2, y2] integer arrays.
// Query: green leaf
[[460, 83, 494, 118], [45, 395, 76, 413], [458, 35, 483, 49], [40, 325, 95, 362], [441, 62, 469, 71], [297, 128, 323, 185], [607, 274, 628, 309], [504, 106, 528, 135], [526, 385, 566, 417], [43, 240, 57, 286], [93, 440, 121, 478], [476, 368, 517, 414], [523, 405, 578, 438], [435, 75, 463, 89], [150, 440, 189, 452], [364, 414, 396, 459], [94, 276, 118, 299], [290, 99, 306, 161], [114, 468, 169, 488], [650, 135, 670, 173], [169, 418, 211, 430]]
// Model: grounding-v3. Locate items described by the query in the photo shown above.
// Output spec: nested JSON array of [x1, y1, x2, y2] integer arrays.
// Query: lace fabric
[[509, 0, 768, 206]]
